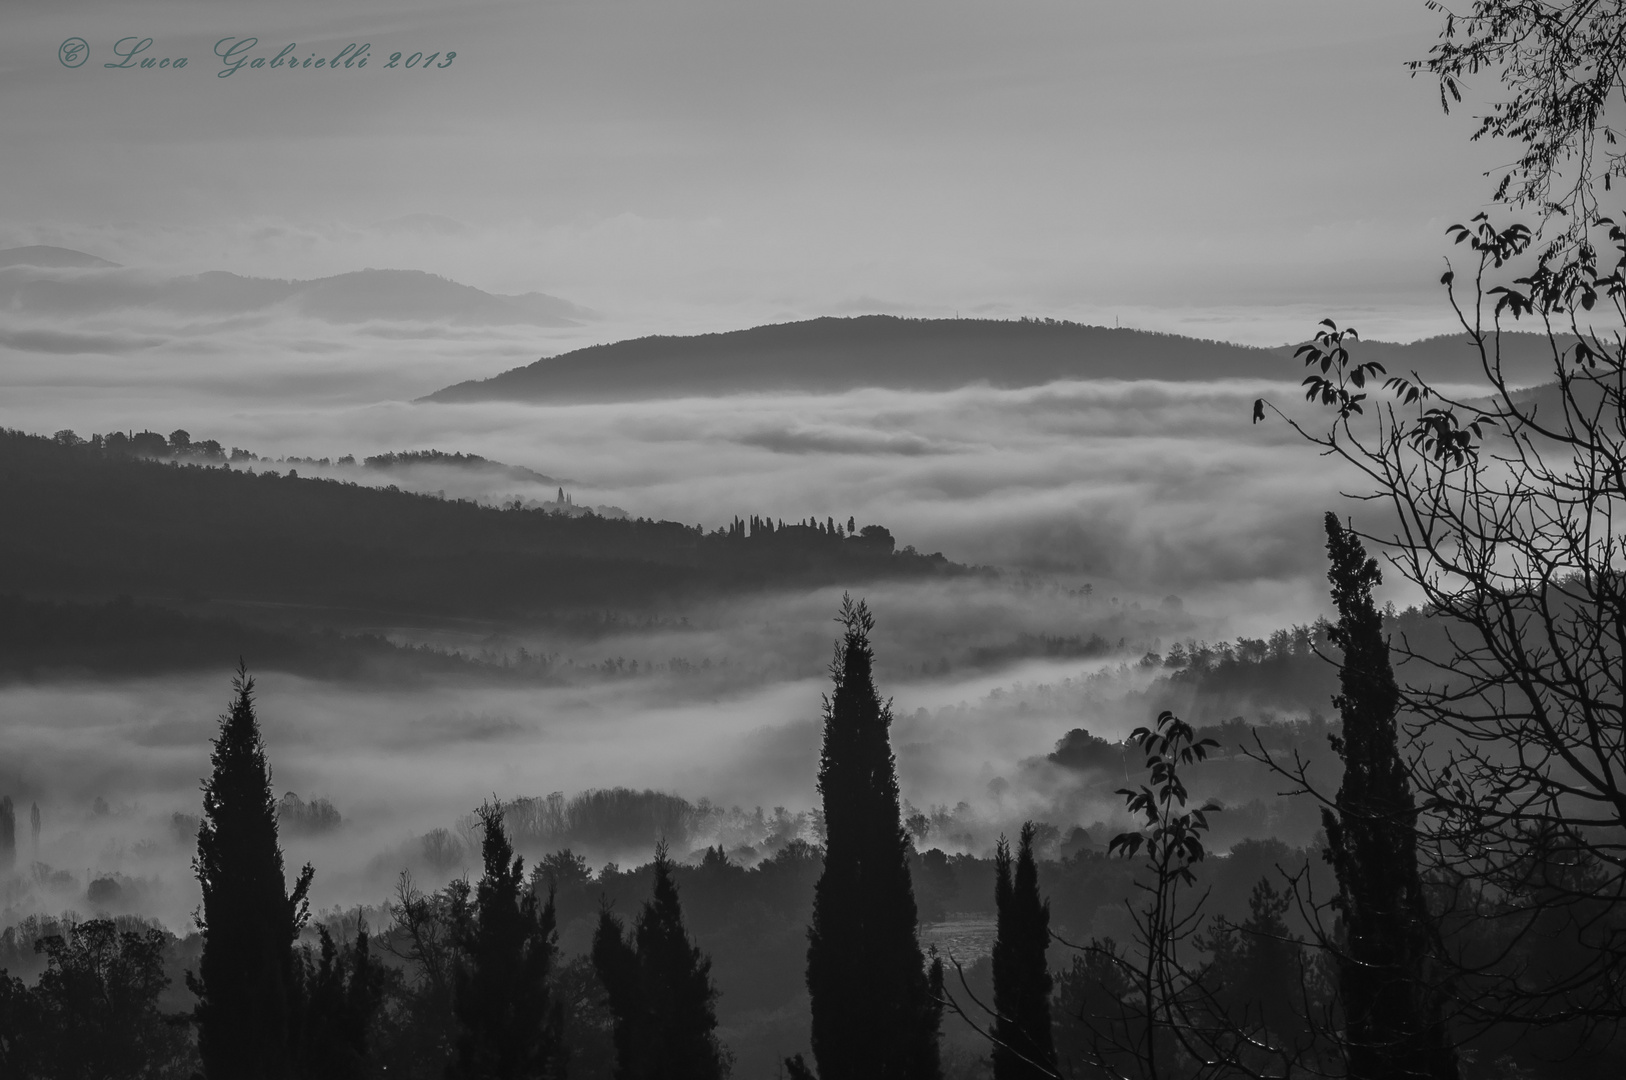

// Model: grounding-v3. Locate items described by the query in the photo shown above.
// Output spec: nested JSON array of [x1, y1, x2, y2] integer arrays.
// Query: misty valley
[[3, 368, 1622, 1080]]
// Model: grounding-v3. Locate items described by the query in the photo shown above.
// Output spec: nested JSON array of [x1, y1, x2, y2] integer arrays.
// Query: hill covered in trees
[[0, 428, 959, 623], [422, 316, 1289, 403], [422, 317, 1578, 405]]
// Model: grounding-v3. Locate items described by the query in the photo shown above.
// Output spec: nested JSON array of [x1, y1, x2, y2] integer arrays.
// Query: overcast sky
[[2, 0, 1514, 345]]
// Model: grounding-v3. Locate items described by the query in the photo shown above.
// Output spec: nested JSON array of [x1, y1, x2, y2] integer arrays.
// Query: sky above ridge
[[1, 0, 1516, 346]]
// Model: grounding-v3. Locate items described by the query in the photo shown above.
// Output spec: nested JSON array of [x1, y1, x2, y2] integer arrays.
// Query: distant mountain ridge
[[0, 245, 122, 269], [422, 316, 1290, 403], [423, 316, 1581, 403], [0, 247, 593, 328]]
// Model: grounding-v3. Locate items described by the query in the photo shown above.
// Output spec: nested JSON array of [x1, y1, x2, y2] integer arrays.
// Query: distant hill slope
[[421, 316, 1289, 403], [0, 260, 592, 327], [0, 429, 958, 623], [425, 317, 1583, 404], [1301, 331, 1577, 389], [0, 593, 503, 682], [0, 245, 121, 269]]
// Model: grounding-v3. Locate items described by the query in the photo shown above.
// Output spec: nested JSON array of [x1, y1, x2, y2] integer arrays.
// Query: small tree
[[446, 803, 564, 1080], [190, 663, 312, 1080], [592, 844, 729, 1080], [991, 822, 1057, 1080], [1096, 711, 1221, 1080], [792, 595, 943, 1080], [293, 923, 386, 1080]]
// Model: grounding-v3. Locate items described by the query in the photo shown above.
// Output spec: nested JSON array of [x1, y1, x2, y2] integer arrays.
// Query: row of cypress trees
[[183, 528, 1439, 1080], [189, 663, 733, 1080], [182, 596, 1070, 1080]]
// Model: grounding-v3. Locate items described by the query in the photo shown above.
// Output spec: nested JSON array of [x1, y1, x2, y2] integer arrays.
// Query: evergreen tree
[[991, 822, 1056, 1080], [447, 803, 564, 1080], [592, 844, 729, 1080], [1321, 514, 1457, 1079], [0, 795, 13, 875], [294, 923, 386, 1080], [190, 663, 313, 1080], [791, 596, 943, 1080]]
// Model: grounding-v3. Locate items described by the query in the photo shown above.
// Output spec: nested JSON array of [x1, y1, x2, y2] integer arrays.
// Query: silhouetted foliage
[[446, 804, 564, 1080], [1194, 877, 1326, 1076], [991, 823, 1056, 1079], [591, 844, 729, 1080], [0, 795, 13, 876], [2, 919, 195, 1079], [1320, 514, 1457, 1079], [794, 596, 943, 1080], [293, 924, 386, 1080], [189, 664, 313, 1080]]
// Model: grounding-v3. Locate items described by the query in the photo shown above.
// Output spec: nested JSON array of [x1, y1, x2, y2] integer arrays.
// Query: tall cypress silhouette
[[592, 844, 729, 1080], [447, 803, 564, 1080], [791, 596, 943, 1080], [189, 663, 313, 1080], [991, 822, 1056, 1079], [0, 796, 13, 875], [1321, 514, 1457, 1080]]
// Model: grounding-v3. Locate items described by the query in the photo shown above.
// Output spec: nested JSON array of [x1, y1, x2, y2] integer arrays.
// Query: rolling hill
[[0, 247, 593, 327], [422, 316, 1288, 402], [423, 315, 1577, 404], [0, 428, 959, 625]]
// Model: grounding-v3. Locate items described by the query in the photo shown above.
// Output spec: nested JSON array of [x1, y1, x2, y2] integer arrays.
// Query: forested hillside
[[0, 429, 958, 621]]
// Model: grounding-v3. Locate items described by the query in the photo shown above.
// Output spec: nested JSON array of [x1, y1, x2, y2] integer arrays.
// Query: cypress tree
[[1321, 514, 1457, 1080], [0, 796, 13, 875], [592, 844, 729, 1080], [189, 663, 313, 1080], [447, 803, 564, 1080], [791, 596, 943, 1080], [991, 822, 1056, 1080]]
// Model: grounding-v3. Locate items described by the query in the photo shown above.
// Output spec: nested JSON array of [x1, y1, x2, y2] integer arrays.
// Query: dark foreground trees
[[447, 802, 565, 1080], [991, 823, 1056, 1080], [190, 663, 313, 1080], [592, 844, 729, 1080], [1320, 514, 1457, 1079], [791, 595, 943, 1080], [0, 919, 193, 1079]]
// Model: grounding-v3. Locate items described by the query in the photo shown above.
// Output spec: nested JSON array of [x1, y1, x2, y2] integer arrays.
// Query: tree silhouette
[[32, 920, 194, 1080], [1321, 514, 1457, 1079], [592, 843, 729, 1080], [791, 596, 943, 1080], [294, 923, 386, 1080], [992, 822, 1057, 1079], [446, 802, 564, 1080], [0, 796, 13, 875], [189, 663, 312, 1080]]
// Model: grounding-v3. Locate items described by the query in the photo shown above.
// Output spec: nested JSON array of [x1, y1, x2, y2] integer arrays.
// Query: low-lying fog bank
[[0, 592, 1339, 932]]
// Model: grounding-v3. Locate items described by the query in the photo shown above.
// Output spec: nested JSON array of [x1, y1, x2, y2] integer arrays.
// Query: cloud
[[0, 327, 165, 354]]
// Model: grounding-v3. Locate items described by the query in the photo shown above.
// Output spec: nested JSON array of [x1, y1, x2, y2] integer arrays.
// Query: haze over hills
[[0, 245, 122, 270], [0, 246, 594, 329], [422, 315, 1576, 404]]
